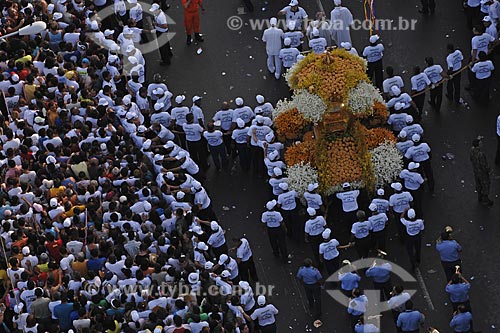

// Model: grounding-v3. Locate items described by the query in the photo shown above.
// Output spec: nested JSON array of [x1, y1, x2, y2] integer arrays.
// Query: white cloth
[[330, 7, 353, 44]]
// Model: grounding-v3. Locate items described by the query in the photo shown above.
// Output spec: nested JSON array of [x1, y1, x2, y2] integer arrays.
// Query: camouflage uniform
[[470, 146, 491, 203]]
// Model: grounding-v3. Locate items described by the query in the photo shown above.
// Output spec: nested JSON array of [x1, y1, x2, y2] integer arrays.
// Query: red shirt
[[45, 239, 63, 261], [183, 0, 201, 13]]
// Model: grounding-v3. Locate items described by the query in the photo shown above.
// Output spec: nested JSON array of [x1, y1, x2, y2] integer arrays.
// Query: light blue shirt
[[445, 283, 470, 303], [397, 310, 424, 331], [436, 240, 462, 262], [296, 266, 322, 285], [450, 312, 473, 332], [339, 272, 360, 291], [366, 264, 392, 283], [351, 221, 372, 239]]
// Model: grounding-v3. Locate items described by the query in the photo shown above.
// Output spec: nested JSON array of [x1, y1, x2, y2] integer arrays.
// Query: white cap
[[14, 303, 24, 314], [176, 150, 188, 160], [122, 95, 132, 106], [483, 15, 492, 22], [153, 87, 164, 95], [46, 155, 57, 164], [154, 154, 163, 162], [334, 0, 342, 5], [235, 97, 244, 106], [256, 95, 265, 104], [266, 199, 277, 210], [265, 132, 275, 143], [205, 261, 214, 270], [126, 45, 136, 53], [221, 270, 230, 278], [408, 162, 420, 170], [192, 226, 203, 235], [131, 310, 140, 322], [175, 95, 186, 104], [257, 295, 266, 305], [398, 130, 408, 139], [128, 56, 138, 64], [289, 0, 298, 5], [391, 86, 401, 96], [154, 102, 164, 111], [211, 221, 220, 230], [197, 242, 209, 251], [394, 102, 404, 111], [143, 201, 152, 212], [284, 37, 291, 46], [287, 20, 296, 30], [377, 188, 384, 196], [342, 182, 351, 189], [322, 228, 331, 239], [312, 28, 320, 37], [192, 181, 202, 190], [236, 118, 245, 128], [166, 172, 175, 180], [33, 203, 43, 212], [239, 281, 250, 290], [412, 134, 421, 142], [165, 141, 175, 149], [34, 116, 44, 124], [279, 182, 288, 190], [268, 150, 279, 161], [369, 34, 380, 43], [406, 115, 414, 123], [123, 27, 133, 35], [176, 191, 185, 200], [273, 167, 282, 176], [90, 20, 98, 30], [47, 3, 55, 13], [218, 254, 229, 265], [53, 12, 63, 20], [126, 112, 135, 120], [307, 207, 316, 216], [63, 218, 71, 228], [340, 42, 352, 49], [308, 183, 319, 192], [270, 17, 278, 26], [407, 209, 416, 219], [368, 203, 378, 212], [120, 195, 128, 203], [150, 3, 160, 11], [137, 125, 147, 133], [188, 272, 199, 284], [153, 328, 162, 333], [192, 95, 202, 102], [50, 198, 58, 207], [256, 115, 264, 123], [98, 98, 109, 106], [391, 182, 402, 191], [143, 139, 152, 150], [104, 29, 114, 36], [22, 246, 30, 255]]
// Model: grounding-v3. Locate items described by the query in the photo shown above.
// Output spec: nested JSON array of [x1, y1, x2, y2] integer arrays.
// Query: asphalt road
[[142, 0, 500, 331]]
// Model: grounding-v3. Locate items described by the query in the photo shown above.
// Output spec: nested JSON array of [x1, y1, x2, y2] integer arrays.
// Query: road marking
[[415, 267, 435, 311]]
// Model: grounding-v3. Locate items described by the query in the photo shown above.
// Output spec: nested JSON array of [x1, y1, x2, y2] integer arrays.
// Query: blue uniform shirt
[[450, 312, 472, 332], [366, 264, 392, 283], [397, 310, 424, 331], [436, 240, 462, 262], [297, 266, 322, 285], [339, 272, 361, 291], [445, 283, 470, 303], [355, 323, 380, 333]]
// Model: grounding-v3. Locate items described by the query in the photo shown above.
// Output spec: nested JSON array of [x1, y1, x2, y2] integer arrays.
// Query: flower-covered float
[[276, 49, 403, 196]]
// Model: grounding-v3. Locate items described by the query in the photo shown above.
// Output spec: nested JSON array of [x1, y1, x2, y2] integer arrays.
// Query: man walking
[[262, 17, 284, 80], [150, 3, 173, 65], [396, 301, 425, 333], [445, 44, 463, 104], [436, 232, 462, 282], [363, 35, 384, 90], [297, 258, 323, 320], [183, 0, 204, 45], [470, 136, 493, 206]]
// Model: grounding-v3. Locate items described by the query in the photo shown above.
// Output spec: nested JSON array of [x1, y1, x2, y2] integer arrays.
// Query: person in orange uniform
[[183, 0, 205, 45]]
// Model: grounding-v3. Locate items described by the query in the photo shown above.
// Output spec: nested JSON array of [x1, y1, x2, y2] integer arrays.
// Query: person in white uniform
[[279, 38, 300, 71], [362, 34, 384, 90], [278, 0, 308, 31], [308, 28, 327, 54], [250, 296, 279, 333], [262, 17, 284, 80], [330, 0, 354, 45]]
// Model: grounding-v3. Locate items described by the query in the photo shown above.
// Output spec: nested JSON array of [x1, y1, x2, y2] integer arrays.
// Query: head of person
[[425, 57, 434, 66], [472, 137, 482, 148], [450, 273, 461, 284], [413, 66, 421, 75], [446, 43, 455, 53], [440, 231, 450, 241], [386, 66, 394, 77], [356, 210, 366, 221], [404, 300, 414, 311], [478, 51, 488, 61], [473, 24, 485, 35], [303, 258, 312, 267]]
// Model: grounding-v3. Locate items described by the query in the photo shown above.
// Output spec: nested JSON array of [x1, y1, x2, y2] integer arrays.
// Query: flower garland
[[274, 108, 309, 141], [346, 81, 385, 116], [284, 140, 316, 166], [293, 89, 327, 124], [370, 141, 404, 188], [286, 162, 319, 197], [365, 128, 397, 150]]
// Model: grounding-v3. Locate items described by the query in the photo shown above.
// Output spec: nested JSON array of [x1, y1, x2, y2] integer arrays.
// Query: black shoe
[[187, 35, 192, 45], [195, 33, 204, 42]]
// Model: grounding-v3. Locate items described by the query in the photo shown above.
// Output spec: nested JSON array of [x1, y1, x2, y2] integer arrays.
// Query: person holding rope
[[445, 44, 464, 104]]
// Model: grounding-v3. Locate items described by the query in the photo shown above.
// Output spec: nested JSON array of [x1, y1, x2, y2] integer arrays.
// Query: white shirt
[[383, 76, 405, 96], [336, 190, 360, 212], [447, 50, 464, 72], [261, 210, 283, 228], [410, 73, 431, 92], [280, 6, 308, 29], [405, 143, 431, 162], [305, 216, 326, 236], [213, 109, 234, 131], [363, 44, 384, 62], [277, 190, 298, 210], [368, 213, 388, 232], [351, 221, 372, 239], [204, 130, 223, 146], [129, 3, 143, 22], [236, 238, 253, 261], [303, 191, 322, 209], [399, 169, 424, 191], [208, 227, 226, 248], [423, 65, 444, 84], [471, 60, 495, 79], [279, 47, 300, 68], [182, 123, 204, 141], [171, 106, 190, 126], [471, 33, 495, 59], [309, 37, 327, 54], [154, 11, 168, 32], [387, 292, 411, 312], [389, 192, 413, 213], [233, 106, 254, 124], [319, 239, 340, 260], [400, 218, 425, 236], [262, 27, 284, 56], [251, 304, 279, 326]]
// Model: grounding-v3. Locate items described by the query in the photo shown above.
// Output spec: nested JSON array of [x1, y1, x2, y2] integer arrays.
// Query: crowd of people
[[0, 0, 493, 331]]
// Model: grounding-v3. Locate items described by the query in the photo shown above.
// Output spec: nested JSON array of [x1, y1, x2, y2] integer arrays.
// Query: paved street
[[144, 0, 500, 331]]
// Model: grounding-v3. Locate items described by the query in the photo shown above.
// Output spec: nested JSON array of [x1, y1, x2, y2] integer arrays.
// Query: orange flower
[[365, 128, 396, 150], [274, 108, 310, 140], [285, 141, 316, 166]]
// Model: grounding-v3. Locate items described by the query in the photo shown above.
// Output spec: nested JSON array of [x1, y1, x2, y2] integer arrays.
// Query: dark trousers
[[429, 84, 442, 111], [236, 142, 251, 172], [371, 229, 387, 252], [421, 159, 434, 192], [496, 135, 500, 165], [367, 59, 383, 90], [413, 92, 425, 115], [156, 31, 173, 64], [267, 226, 289, 262], [239, 256, 259, 282], [187, 139, 209, 171], [405, 233, 422, 269], [208, 143, 227, 170], [212, 243, 228, 258], [441, 260, 461, 283], [259, 322, 277, 333], [409, 188, 423, 217], [354, 236, 371, 258], [466, 5, 481, 30], [324, 256, 340, 276], [308, 235, 323, 268], [174, 125, 187, 149], [420, 0, 435, 13], [282, 208, 301, 242], [250, 144, 265, 176], [303, 283, 322, 319], [373, 279, 392, 300], [473, 77, 491, 105], [198, 203, 218, 222], [447, 71, 461, 103]]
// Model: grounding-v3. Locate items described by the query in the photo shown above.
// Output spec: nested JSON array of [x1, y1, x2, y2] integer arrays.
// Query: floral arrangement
[[365, 128, 397, 150], [274, 108, 309, 141], [273, 98, 297, 119], [284, 141, 316, 166], [293, 89, 327, 124], [286, 162, 319, 197], [370, 141, 404, 188], [346, 81, 385, 116]]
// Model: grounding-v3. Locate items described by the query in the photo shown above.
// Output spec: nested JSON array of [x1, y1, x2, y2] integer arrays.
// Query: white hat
[[268, 150, 279, 161], [50, 198, 58, 207], [192, 226, 203, 235], [154, 102, 164, 111], [166, 172, 175, 180], [143, 139, 152, 150], [128, 56, 138, 64], [307, 207, 316, 216], [340, 42, 352, 49], [14, 303, 24, 314], [47, 3, 55, 13], [398, 130, 408, 139], [188, 272, 199, 284], [211, 221, 220, 230], [126, 45, 136, 53], [143, 201, 152, 212], [154, 154, 163, 162], [205, 261, 214, 270], [483, 15, 492, 22], [412, 134, 421, 142], [256, 115, 264, 123], [257, 295, 266, 305], [192, 181, 202, 190], [154, 328, 162, 333], [407, 209, 416, 219], [278, 182, 288, 190], [235, 97, 244, 106], [123, 95, 132, 106], [218, 254, 229, 265], [98, 98, 109, 106], [34, 116, 44, 124], [369, 34, 380, 43], [176, 191, 185, 200], [198, 242, 209, 251], [90, 20, 98, 31], [53, 12, 63, 20], [33, 203, 43, 212], [10, 73, 19, 82], [408, 162, 420, 170], [123, 27, 133, 35], [289, 0, 299, 5], [284, 37, 291, 46], [104, 29, 115, 36], [377, 188, 384, 196], [126, 112, 135, 120], [165, 141, 175, 149], [308, 183, 319, 192], [342, 182, 351, 189], [334, 0, 342, 5], [287, 20, 296, 30], [266, 199, 277, 210], [406, 115, 414, 123], [192, 95, 202, 102], [322, 228, 331, 239], [394, 102, 404, 111], [176, 150, 188, 160], [137, 125, 147, 133], [153, 87, 164, 95], [175, 95, 186, 104], [120, 195, 128, 203], [127, 0, 137, 3], [22, 246, 30, 255], [391, 86, 401, 96], [368, 203, 378, 212], [221, 270, 230, 278], [265, 132, 275, 143], [150, 3, 160, 11], [239, 281, 250, 290], [256, 95, 265, 104], [46, 155, 57, 164], [391, 182, 402, 191], [273, 167, 282, 176], [270, 17, 277, 26], [312, 28, 320, 37], [131, 310, 140, 322], [63, 218, 71, 228], [236, 118, 245, 128], [108, 55, 118, 63]]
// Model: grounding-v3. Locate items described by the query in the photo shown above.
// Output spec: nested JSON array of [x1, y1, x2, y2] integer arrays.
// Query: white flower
[[286, 163, 318, 200], [346, 81, 385, 116], [285, 55, 305, 86], [273, 98, 297, 119], [293, 89, 327, 124], [370, 141, 404, 188]]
